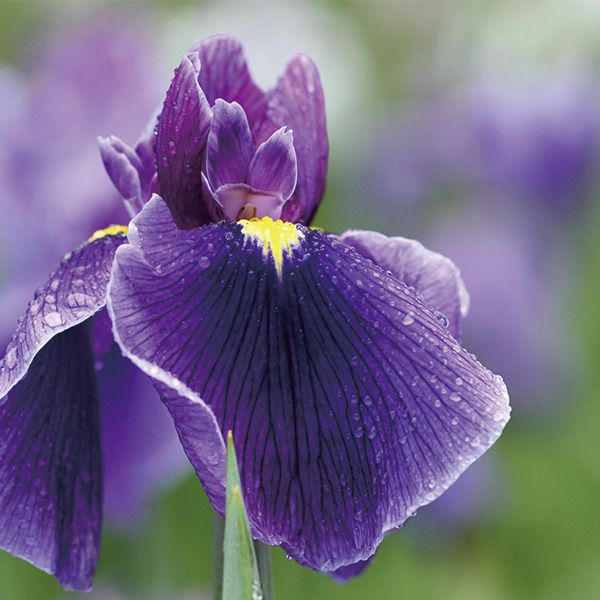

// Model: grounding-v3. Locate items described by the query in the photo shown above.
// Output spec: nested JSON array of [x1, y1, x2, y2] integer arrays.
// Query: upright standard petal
[[248, 127, 297, 200], [263, 55, 328, 224], [0, 323, 102, 590], [0, 228, 127, 399], [156, 53, 212, 229], [109, 198, 510, 572], [340, 230, 470, 340], [206, 100, 254, 190], [98, 135, 144, 216], [191, 35, 266, 128]]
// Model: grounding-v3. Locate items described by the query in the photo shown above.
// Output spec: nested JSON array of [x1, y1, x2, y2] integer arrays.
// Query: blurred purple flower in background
[[0, 34, 510, 590], [357, 76, 598, 406], [364, 76, 599, 217], [0, 17, 188, 532]]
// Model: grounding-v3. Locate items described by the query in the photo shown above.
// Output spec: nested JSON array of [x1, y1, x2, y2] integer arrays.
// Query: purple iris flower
[[0, 18, 189, 587], [1, 18, 190, 528], [0, 35, 510, 590]]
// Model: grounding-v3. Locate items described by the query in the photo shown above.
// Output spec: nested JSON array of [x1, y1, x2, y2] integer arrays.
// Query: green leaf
[[222, 431, 263, 600]]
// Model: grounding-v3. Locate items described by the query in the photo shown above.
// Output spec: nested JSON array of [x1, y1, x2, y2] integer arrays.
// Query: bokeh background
[[1, 1, 599, 599]]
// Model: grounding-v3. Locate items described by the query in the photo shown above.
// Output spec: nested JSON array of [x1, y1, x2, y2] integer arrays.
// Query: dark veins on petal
[[191, 35, 266, 128], [0, 323, 102, 591], [340, 230, 469, 341], [156, 53, 213, 229], [109, 198, 510, 572], [0, 231, 126, 400], [261, 55, 328, 224]]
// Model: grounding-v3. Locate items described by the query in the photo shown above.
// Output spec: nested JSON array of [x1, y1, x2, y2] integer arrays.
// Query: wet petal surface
[[248, 127, 297, 200], [156, 53, 212, 229], [0, 324, 102, 591], [109, 197, 509, 571], [0, 230, 126, 400], [191, 35, 266, 128], [263, 55, 328, 224], [206, 100, 254, 190], [340, 230, 470, 340]]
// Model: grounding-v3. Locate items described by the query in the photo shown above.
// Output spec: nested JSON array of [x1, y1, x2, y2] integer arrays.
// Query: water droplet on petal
[[402, 312, 415, 326], [4, 346, 17, 369], [493, 410, 506, 423], [44, 312, 63, 327]]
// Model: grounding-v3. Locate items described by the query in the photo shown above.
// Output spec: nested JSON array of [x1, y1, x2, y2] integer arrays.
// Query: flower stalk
[[215, 433, 274, 600]]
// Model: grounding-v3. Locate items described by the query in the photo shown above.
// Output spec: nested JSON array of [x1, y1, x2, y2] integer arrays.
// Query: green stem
[[253, 539, 274, 600], [212, 514, 275, 600], [212, 514, 225, 600]]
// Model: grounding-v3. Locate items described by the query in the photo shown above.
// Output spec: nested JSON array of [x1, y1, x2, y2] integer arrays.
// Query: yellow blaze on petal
[[239, 217, 304, 279], [87, 225, 129, 243]]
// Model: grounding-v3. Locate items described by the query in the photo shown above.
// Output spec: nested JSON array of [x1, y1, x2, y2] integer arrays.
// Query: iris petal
[[156, 52, 212, 229], [0, 231, 126, 400], [98, 344, 189, 525], [340, 230, 470, 340], [191, 35, 266, 128], [329, 557, 372, 582], [0, 323, 102, 591], [108, 197, 510, 572], [206, 100, 254, 190], [262, 55, 328, 224], [248, 127, 297, 200], [98, 135, 144, 216]]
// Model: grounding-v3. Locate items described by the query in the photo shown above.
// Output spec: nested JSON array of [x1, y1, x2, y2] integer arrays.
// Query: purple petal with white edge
[[190, 35, 266, 128], [0, 323, 102, 591], [98, 135, 144, 216], [206, 100, 254, 190], [156, 53, 212, 229], [98, 345, 189, 525], [213, 183, 286, 221], [108, 197, 510, 572], [340, 230, 470, 340], [152, 383, 226, 513], [0, 229, 127, 399], [248, 127, 297, 200], [263, 55, 328, 224]]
